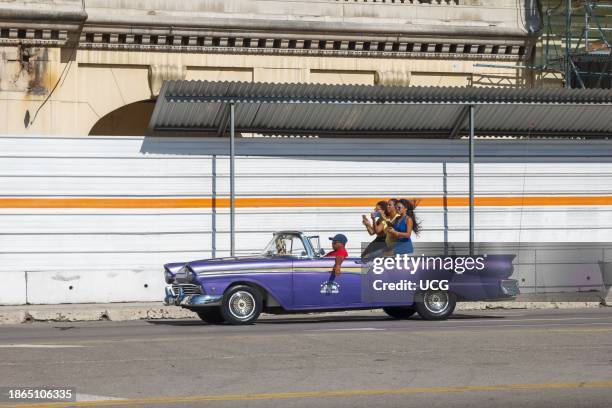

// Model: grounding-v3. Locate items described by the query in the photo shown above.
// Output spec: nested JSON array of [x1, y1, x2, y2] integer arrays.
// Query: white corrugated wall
[[1, 136, 611, 304]]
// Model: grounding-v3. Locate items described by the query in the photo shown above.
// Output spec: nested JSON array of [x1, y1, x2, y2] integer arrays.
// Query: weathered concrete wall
[[80, 0, 540, 38]]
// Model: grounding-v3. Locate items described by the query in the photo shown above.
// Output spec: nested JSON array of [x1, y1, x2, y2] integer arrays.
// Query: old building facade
[[0, 0, 542, 136]]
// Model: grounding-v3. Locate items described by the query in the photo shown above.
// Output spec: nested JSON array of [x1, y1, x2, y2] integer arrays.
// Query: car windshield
[[262, 233, 308, 258], [307, 235, 324, 257]]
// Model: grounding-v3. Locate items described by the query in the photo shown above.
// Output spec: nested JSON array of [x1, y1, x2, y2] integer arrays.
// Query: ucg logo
[[320, 280, 340, 294]]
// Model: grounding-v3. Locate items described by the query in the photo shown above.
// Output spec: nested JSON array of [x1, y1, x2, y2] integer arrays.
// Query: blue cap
[[329, 234, 348, 244]]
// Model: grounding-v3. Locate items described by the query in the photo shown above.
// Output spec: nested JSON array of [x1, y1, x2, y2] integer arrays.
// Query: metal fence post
[[469, 105, 475, 256], [230, 102, 236, 257]]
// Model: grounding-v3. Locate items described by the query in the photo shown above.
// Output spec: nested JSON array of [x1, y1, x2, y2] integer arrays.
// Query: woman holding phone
[[361, 201, 389, 260]]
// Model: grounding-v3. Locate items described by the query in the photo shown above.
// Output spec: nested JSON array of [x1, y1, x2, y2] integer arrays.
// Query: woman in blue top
[[388, 199, 421, 255]]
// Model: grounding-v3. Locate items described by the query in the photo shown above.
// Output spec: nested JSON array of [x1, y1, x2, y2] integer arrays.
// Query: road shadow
[[146, 313, 505, 326], [256, 314, 505, 325], [147, 320, 212, 326], [448, 314, 506, 320], [255, 315, 392, 325]]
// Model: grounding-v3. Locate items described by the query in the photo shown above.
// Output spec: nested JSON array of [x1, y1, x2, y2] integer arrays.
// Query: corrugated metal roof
[[149, 81, 612, 137]]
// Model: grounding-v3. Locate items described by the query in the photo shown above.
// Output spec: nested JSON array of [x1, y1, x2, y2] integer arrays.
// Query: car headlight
[[164, 269, 175, 284], [184, 267, 197, 283]]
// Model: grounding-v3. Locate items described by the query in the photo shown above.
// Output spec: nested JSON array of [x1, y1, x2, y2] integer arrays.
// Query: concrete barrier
[[600, 262, 612, 306], [0, 299, 606, 325], [0, 272, 26, 305]]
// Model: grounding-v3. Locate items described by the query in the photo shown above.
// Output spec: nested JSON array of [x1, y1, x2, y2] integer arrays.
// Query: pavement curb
[[455, 301, 605, 310], [0, 301, 608, 324], [0, 304, 196, 325]]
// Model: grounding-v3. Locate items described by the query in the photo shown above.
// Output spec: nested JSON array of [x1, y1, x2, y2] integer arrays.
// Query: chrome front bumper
[[164, 285, 222, 307]]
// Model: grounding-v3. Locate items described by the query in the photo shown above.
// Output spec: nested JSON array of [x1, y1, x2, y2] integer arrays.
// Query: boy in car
[[326, 233, 348, 277]]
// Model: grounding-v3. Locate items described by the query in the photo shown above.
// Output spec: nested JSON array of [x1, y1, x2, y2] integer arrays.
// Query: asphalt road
[[1, 308, 611, 408]]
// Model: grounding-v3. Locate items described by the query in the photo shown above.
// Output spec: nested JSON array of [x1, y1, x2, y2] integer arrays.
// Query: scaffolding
[[539, 0, 612, 88]]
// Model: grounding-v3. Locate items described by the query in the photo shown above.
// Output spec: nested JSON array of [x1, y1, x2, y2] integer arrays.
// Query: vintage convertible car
[[163, 231, 519, 325]]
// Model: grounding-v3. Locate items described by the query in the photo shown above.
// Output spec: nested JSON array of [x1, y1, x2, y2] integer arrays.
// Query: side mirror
[[319, 248, 326, 256]]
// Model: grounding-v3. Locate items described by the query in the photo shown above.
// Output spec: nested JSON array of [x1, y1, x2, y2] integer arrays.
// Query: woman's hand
[[387, 227, 397, 237], [362, 215, 371, 226]]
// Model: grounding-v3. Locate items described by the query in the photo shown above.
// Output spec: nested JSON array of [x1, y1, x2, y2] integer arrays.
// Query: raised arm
[[374, 219, 386, 235], [362, 215, 376, 236]]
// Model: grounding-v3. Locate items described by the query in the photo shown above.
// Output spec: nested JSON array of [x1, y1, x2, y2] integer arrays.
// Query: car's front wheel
[[415, 290, 456, 320], [383, 306, 416, 319], [221, 285, 263, 325], [196, 308, 225, 324]]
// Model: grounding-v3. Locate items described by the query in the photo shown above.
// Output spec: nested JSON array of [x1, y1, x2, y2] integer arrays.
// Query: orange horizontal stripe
[[0, 196, 612, 209]]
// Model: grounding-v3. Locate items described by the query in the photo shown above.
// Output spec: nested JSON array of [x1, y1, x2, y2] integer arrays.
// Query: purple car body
[[163, 231, 519, 323]]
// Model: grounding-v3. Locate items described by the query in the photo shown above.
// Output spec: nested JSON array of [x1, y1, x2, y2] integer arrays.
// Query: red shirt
[[325, 247, 348, 258]]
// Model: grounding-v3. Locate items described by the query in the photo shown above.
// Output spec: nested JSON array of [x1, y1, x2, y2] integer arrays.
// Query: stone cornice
[[0, 26, 529, 59], [0, 0, 536, 59], [0, 0, 85, 46], [76, 34, 527, 60], [0, 28, 70, 46]]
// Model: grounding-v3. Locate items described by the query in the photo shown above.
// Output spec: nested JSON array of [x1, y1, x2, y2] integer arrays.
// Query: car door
[[292, 257, 364, 308]]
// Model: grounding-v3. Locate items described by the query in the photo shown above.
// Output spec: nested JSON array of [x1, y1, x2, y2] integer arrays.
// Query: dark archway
[[89, 100, 155, 136]]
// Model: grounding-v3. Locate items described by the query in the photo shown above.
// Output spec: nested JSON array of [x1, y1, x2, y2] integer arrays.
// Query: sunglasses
[[395, 205, 404, 210]]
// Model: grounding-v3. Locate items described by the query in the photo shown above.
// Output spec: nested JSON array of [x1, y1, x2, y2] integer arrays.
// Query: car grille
[[171, 284, 203, 296]]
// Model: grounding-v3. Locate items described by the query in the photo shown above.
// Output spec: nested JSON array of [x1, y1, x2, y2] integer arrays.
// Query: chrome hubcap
[[228, 291, 256, 319], [423, 291, 450, 314]]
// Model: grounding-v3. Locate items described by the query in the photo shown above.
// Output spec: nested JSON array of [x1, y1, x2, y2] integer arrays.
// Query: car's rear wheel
[[196, 308, 225, 324], [221, 285, 263, 325], [415, 290, 456, 320], [383, 306, 416, 319]]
